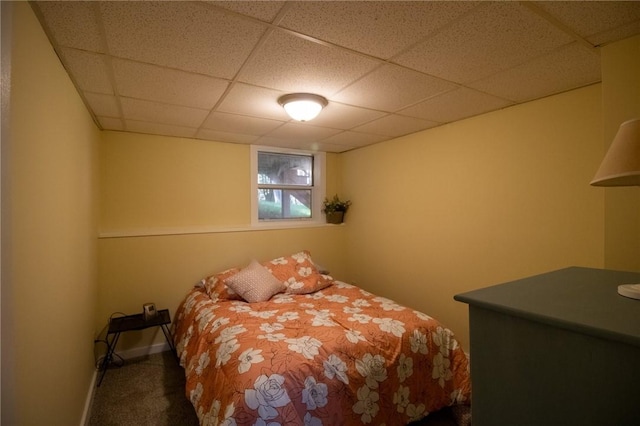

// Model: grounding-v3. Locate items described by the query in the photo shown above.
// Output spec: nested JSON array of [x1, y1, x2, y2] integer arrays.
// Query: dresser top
[[455, 267, 640, 347]]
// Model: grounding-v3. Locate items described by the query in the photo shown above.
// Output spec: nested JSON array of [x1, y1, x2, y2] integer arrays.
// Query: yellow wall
[[601, 35, 640, 271], [2, 2, 100, 424], [100, 132, 250, 232], [341, 84, 605, 349], [5, 5, 637, 424], [97, 131, 347, 349]]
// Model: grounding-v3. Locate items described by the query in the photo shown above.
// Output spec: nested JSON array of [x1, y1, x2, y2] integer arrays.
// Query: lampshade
[[278, 93, 328, 122], [590, 118, 640, 186]]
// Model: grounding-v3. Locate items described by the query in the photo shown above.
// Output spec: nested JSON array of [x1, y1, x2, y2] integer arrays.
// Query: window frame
[[250, 145, 325, 227]]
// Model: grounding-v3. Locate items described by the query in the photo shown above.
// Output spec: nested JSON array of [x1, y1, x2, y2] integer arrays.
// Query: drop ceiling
[[32, 1, 640, 153]]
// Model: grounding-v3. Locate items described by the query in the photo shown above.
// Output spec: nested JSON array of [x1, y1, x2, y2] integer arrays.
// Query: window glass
[[257, 152, 313, 220], [257, 152, 313, 186], [252, 147, 324, 224], [258, 189, 312, 219]]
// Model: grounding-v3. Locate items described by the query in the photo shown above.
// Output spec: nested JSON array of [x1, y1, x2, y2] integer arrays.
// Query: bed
[[173, 251, 471, 425]]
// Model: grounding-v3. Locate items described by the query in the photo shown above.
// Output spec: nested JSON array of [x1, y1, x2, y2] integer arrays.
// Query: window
[[251, 146, 325, 225]]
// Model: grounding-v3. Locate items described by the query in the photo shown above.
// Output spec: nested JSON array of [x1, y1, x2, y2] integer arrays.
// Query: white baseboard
[[117, 342, 171, 360], [80, 369, 97, 426], [95, 342, 171, 365]]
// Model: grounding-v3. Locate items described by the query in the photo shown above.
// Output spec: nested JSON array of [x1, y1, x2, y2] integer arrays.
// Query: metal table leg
[[97, 331, 121, 387]]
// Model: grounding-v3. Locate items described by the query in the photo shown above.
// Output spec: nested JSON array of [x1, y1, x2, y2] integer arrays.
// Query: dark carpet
[[88, 351, 468, 426]]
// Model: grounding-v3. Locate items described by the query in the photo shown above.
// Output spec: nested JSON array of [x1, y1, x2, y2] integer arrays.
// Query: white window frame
[[251, 145, 325, 227]]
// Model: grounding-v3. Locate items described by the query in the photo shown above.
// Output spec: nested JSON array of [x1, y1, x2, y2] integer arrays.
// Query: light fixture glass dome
[[278, 93, 328, 122]]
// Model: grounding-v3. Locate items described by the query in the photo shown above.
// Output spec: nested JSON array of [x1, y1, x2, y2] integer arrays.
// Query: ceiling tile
[[126, 120, 198, 139], [310, 103, 386, 130], [321, 131, 389, 148], [97, 117, 124, 131], [589, 20, 640, 47], [206, 1, 286, 23], [399, 87, 513, 123], [310, 142, 357, 153], [201, 112, 284, 136], [468, 43, 601, 103], [264, 122, 342, 142], [217, 83, 289, 121], [333, 64, 457, 111], [59, 48, 113, 94], [197, 128, 259, 145], [112, 59, 229, 110], [238, 30, 380, 95], [99, 1, 267, 79], [353, 114, 439, 138], [533, 1, 640, 46], [394, 2, 575, 84], [120, 98, 209, 128], [84, 93, 120, 117], [280, 1, 479, 60], [34, 1, 105, 52], [32, 1, 640, 153]]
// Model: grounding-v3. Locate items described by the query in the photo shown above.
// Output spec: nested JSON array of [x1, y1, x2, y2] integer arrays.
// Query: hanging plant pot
[[322, 195, 351, 224], [326, 211, 345, 224]]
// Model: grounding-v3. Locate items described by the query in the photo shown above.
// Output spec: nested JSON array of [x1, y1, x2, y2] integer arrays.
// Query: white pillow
[[225, 260, 285, 303]]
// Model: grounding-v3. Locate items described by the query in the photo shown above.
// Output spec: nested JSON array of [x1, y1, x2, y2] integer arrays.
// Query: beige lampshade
[[591, 118, 640, 187]]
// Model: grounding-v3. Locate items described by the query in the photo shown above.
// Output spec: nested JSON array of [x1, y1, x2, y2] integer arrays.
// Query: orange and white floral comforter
[[173, 281, 471, 425]]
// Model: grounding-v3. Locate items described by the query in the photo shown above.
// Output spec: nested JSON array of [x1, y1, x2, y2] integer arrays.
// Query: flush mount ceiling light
[[278, 93, 328, 122]]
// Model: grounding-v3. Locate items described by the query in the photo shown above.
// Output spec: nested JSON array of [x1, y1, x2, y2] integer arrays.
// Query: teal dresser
[[455, 267, 640, 426]]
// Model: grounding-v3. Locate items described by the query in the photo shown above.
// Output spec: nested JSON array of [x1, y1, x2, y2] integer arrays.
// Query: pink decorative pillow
[[202, 267, 242, 300], [225, 260, 285, 303], [263, 250, 334, 294]]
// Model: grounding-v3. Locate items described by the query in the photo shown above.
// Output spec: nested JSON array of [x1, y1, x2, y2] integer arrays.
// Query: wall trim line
[[99, 222, 342, 239]]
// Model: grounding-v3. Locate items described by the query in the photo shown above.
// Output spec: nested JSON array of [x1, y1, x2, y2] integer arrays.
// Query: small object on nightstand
[[618, 283, 640, 300], [143, 302, 157, 321]]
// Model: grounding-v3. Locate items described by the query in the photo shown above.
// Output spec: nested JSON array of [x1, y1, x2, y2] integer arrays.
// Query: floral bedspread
[[173, 281, 471, 425]]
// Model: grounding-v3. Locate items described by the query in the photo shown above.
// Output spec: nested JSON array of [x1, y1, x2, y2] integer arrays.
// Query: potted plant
[[322, 194, 351, 224]]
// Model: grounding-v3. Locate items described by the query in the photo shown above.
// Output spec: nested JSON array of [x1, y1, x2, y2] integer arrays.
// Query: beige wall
[[341, 84, 605, 349], [97, 131, 347, 349], [601, 35, 640, 271], [2, 3, 100, 425], [4, 5, 637, 424], [100, 132, 250, 232]]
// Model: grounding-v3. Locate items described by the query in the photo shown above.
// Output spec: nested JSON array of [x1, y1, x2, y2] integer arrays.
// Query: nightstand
[[98, 308, 176, 386]]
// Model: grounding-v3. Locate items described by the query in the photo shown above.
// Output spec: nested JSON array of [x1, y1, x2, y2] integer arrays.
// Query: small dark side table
[[455, 267, 640, 426], [98, 308, 176, 386]]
